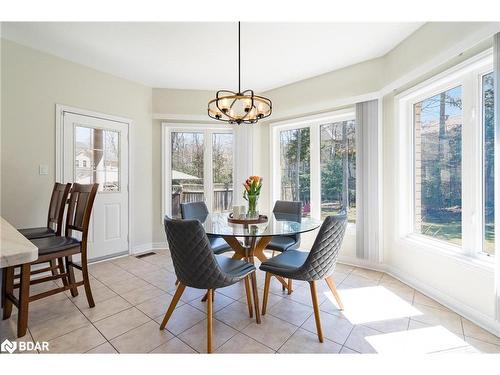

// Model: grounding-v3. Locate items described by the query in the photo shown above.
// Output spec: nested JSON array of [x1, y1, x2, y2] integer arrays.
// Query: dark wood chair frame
[[17, 182, 72, 278], [2, 183, 99, 337]]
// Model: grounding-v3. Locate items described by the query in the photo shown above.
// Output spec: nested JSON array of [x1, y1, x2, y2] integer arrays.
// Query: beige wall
[[0, 39, 154, 249]]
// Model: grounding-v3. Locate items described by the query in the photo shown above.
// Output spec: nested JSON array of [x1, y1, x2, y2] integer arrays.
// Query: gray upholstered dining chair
[[266, 200, 302, 293], [260, 213, 347, 343], [267, 200, 302, 253], [160, 216, 256, 353], [180, 201, 233, 254]]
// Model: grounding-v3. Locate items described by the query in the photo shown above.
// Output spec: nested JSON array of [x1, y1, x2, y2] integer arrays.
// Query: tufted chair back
[[296, 214, 347, 280], [180, 201, 209, 221], [164, 216, 231, 289], [273, 200, 302, 244]]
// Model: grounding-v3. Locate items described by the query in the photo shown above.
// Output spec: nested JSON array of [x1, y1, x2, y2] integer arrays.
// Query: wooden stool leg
[[50, 259, 58, 276], [58, 258, 68, 287], [17, 263, 31, 337], [325, 276, 344, 310], [2, 266, 14, 319], [244, 276, 253, 318], [309, 281, 323, 343], [207, 289, 213, 354], [288, 279, 293, 295], [65, 256, 79, 297], [81, 254, 95, 308], [160, 283, 185, 330]]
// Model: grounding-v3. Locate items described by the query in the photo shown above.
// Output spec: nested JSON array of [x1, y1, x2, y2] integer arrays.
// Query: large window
[[482, 72, 495, 255], [414, 86, 463, 245], [167, 128, 233, 218], [279, 128, 311, 216], [212, 133, 234, 213], [320, 120, 356, 221], [274, 110, 356, 222], [399, 52, 495, 259]]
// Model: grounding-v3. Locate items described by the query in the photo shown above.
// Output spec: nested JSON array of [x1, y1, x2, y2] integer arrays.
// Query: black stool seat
[[31, 236, 81, 256], [18, 227, 56, 240]]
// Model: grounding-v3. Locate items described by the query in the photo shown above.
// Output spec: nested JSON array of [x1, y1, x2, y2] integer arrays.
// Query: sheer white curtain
[[355, 100, 382, 262]]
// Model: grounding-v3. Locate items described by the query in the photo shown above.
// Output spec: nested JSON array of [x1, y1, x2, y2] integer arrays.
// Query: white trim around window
[[161, 122, 235, 220], [395, 49, 494, 264], [269, 108, 356, 224]]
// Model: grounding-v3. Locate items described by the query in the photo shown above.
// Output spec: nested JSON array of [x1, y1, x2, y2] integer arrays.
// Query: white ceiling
[[2, 22, 423, 92]]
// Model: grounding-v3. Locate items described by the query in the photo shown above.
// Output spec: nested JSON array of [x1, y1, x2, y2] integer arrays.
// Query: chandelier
[[208, 22, 272, 124]]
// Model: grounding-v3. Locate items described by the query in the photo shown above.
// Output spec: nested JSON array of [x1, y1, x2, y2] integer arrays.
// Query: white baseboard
[[131, 242, 167, 255], [387, 264, 500, 338]]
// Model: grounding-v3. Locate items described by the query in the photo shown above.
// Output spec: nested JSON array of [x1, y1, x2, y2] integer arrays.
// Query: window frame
[[161, 122, 235, 219], [396, 50, 494, 261], [270, 108, 356, 225]]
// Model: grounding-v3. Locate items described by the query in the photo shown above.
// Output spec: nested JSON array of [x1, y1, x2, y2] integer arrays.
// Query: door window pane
[[414, 86, 463, 244], [320, 120, 356, 221], [280, 128, 310, 216], [171, 132, 204, 218], [482, 72, 494, 255], [212, 133, 233, 212], [74, 126, 120, 192]]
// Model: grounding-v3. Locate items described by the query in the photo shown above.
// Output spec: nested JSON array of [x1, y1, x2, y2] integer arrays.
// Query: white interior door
[[62, 112, 129, 260]]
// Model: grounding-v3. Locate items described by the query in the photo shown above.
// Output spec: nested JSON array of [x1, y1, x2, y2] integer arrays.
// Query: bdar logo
[[1, 339, 17, 354]]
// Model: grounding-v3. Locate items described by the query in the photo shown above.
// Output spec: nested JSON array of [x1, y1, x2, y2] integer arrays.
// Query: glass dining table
[[198, 212, 322, 323]]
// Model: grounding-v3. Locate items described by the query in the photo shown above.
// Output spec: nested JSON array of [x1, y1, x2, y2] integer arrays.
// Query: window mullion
[[204, 130, 213, 212], [310, 124, 321, 220], [462, 73, 482, 257]]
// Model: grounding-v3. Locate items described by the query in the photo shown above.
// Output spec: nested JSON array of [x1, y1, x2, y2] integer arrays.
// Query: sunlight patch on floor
[[323, 285, 422, 325], [365, 326, 472, 354]]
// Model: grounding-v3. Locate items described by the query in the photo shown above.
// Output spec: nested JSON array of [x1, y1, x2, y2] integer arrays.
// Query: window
[[279, 127, 311, 216], [482, 72, 495, 255], [170, 132, 205, 218], [74, 126, 120, 192], [398, 51, 494, 259], [273, 110, 356, 222], [414, 86, 463, 245], [320, 120, 356, 221], [165, 126, 234, 218], [212, 133, 234, 212]]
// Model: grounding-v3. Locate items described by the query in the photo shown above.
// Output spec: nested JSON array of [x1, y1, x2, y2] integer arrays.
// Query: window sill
[[399, 234, 495, 273]]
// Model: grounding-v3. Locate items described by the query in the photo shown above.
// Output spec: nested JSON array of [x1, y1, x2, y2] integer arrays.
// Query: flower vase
[[247, 194, 259, 218]]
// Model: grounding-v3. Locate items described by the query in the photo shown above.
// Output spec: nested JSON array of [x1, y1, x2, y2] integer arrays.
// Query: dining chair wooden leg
[[250, 270, 261, 324], [17, 263, 31, 337], [262, 272, 271, 315], [325, 276, 344, 310], [244, 276, 253, 318], [207, 289, 213, 354], [81, 253, 95, 308], [288, 279, 293, 295], [160, 283, 186, 330], [309, 280, 324, 343], [2, 266, 14, 319], [65, 256, 79, 297]]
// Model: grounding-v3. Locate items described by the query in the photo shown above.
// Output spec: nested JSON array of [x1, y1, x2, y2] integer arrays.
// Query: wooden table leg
[[247, 236, 261, 324]]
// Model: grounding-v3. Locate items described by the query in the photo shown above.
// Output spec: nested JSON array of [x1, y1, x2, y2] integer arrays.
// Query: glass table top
[[197, 212, 322, 237]]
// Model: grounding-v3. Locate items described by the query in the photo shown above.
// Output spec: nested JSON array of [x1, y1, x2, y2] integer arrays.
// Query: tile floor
[[2, 249, 500, 354]]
